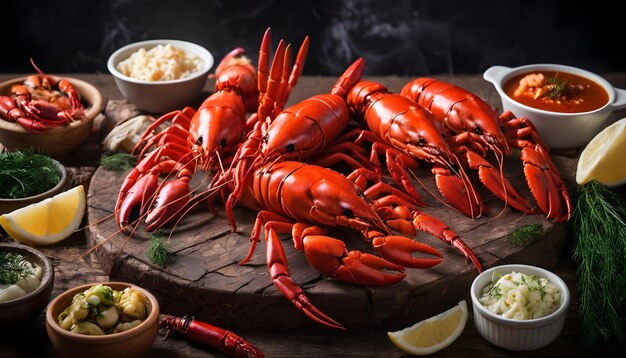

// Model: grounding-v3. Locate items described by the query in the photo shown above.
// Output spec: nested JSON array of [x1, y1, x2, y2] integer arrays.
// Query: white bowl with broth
[[107, 39, 214, 114], [484, 64, 626, 149]]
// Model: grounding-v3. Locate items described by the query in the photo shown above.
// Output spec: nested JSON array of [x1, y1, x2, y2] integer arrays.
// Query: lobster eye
[[196, 136, 203, 145], [286, 143, 295, 152], [474, 126, 483, 135], [418, 136, 426, 146], [220, 138, 227, 147], [343, 208, 354, 217], [262, 134, 269, 143]]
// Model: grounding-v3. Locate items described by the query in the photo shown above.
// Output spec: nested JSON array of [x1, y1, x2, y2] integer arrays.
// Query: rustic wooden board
[[86, 151, 576, 334]]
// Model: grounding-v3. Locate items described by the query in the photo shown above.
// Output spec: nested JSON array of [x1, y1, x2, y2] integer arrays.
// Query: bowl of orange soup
[[484, 64, 626, 149]]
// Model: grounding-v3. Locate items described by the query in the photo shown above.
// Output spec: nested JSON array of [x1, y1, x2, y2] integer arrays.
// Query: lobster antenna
[[407, 168, 457, 212], [29, 58, 46, 76], [168, 182, 229, 241], [449, 153, 482, 218], [489, 143, 510, 220]]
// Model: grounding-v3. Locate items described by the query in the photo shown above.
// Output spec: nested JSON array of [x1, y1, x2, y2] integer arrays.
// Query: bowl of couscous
[[107, 39, 214, 114]]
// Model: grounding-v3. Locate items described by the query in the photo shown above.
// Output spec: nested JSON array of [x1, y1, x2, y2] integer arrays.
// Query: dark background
[[1, 0, 622, 76]]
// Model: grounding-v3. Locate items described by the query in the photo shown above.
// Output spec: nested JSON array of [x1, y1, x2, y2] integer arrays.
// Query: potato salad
[[479, 271, 560, 320], [58, 284, 149, 335]]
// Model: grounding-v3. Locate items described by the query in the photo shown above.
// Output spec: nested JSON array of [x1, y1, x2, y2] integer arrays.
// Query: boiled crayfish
[[0, 59, 85, 133], [346, 80, 483, 218], [214, 160, 444, 329], [116, 28, 309, 231], [222, 57, 376, 232], [401, 78, 571, 222]]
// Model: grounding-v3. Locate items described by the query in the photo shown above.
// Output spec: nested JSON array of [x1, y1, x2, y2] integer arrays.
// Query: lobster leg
[[257, 28, 309, 123], [501, 113, 572, 221], [464, 150, 535, 214], [521, 145, 572, 222], [160, 314, 264, 358], [296, 225, 411, 285], [263, 218, 344, 329], [385, 207, 483, 272], [132, 107, 195, 155]]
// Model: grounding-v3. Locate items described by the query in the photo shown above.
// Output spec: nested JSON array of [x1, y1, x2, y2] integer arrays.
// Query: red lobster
[[115, 28, 309, 231], [215, 160, 443, 329], [222, 57, 377, 231], [346, 80, 483, 218], [343, 80, 483, 269], [0, 59, 84, 133], [160, 314, 264, 358], [401, 78, 572, 222]]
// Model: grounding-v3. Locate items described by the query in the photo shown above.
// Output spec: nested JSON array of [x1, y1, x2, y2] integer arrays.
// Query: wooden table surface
[[1, 72, 625, 357]]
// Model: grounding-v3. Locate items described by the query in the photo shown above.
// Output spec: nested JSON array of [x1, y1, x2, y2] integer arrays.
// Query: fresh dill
[[511, 223, 543, 246], [546, 74, 569, 99], [570, 180, 626, 346], [0, 150, 61, 199], [147, 231, 172, 267], [99, 152, 137, 172], [0, 252, 35, 285]]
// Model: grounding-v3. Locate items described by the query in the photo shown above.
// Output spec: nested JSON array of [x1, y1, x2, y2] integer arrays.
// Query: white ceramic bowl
[[107, 39, 214, 114], [484, 64, 626, 149], [470, 264, 570, 351]]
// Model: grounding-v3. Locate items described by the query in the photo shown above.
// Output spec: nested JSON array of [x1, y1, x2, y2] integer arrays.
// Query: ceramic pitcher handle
[[611, 87, 626, 110], [482, 66, 511, 84]]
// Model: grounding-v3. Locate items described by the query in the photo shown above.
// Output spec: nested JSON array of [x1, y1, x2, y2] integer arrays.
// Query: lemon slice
[[576, 118, 626, 187], [388, 300, 467, 356], [0, 185, 86, 246]]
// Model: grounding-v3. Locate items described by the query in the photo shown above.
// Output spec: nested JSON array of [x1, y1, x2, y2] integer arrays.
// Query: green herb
[[0, 252, 35, 285], [147, 230, 172, 267], [546, 74, 569, 99], [0, 150, 61, 199], [99, 152, 137, 172], [511, 223, 543, 246], [570, 180, 626, 346]]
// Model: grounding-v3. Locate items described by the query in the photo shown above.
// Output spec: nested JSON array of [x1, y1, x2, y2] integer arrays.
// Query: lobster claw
[[145, 179, 190, 231], [117, 172, 159, 229], [434, 168, 484, 218], [522, 145, 572, 222], [466, 150, 535, 214], [372, 235, 443, 269], [303, 235, 407, 286]]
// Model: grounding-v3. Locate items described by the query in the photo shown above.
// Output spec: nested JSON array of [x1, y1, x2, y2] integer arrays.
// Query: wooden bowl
[[0, 76, 104, 158], [0, 242, 54, 328], [45, 282, 160, 358], [0, 157, 69, 215]]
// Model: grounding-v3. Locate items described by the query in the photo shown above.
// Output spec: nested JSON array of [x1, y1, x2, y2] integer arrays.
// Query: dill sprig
[[147, 230, 172, 267], [546, 74, 569, 99], [511, 223, 543, 246], [0, 150, 61, 199], [100, 152, 137, 172], [570, 180, 626, 346], [0, 252, 35, 285]]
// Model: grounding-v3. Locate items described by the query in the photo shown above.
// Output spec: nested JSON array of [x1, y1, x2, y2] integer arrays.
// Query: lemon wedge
[[576, 118, 626, 187], [0, 185, 86, 246], [388, 300, 467, 356]]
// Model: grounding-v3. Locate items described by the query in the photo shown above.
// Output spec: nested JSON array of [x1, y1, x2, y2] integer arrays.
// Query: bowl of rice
[[107, 39, 214, 113]]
